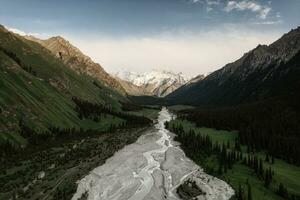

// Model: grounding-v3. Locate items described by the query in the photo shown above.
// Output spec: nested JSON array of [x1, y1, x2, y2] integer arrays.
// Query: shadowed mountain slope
[[165, 27, 300, 106]]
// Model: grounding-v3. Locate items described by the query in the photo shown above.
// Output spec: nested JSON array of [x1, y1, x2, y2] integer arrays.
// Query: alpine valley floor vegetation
[[0, 108, 159, 200], [166, 107, 300, 200]]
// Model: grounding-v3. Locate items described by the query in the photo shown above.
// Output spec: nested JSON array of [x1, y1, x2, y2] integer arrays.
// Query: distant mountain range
[[165, 27, 300, 106], [113, 70, 193, 97]]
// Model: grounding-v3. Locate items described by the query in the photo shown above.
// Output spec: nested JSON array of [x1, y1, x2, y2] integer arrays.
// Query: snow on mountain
[[113, 70, 192, 97]]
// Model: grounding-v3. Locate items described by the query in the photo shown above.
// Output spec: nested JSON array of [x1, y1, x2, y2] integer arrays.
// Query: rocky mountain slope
[[185, 74, 206, 85], [25, 35, 125, 94], [0, 25, 127, 145], [166, 27, 300, 106], [114, 70, 191, 97]]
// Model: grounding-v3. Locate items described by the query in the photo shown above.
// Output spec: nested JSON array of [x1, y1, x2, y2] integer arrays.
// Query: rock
[[38, 171, 45, 179], [49, 164, 55, 169], [177, 179, 206, 200]]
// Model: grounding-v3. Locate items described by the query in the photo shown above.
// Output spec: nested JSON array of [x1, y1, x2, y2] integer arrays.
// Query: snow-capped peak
[[114, 69, 190, 87], [113, 69, 192, 97]]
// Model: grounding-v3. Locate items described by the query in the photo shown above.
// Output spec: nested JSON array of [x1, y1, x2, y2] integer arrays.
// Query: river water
[[72, 108, 234, 200]]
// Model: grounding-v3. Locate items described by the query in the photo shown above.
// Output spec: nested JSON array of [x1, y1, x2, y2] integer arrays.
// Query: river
[[72, 107, 234, 200]]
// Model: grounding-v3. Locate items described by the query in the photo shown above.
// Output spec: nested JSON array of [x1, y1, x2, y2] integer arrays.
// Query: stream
[[72, 107, 234, 200]]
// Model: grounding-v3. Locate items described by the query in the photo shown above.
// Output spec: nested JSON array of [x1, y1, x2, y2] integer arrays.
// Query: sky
[[1, 0, 300, 76]]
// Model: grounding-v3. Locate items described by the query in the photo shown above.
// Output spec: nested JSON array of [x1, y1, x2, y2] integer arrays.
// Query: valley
[[1, 15, 300, 200], [72, 108, 234, 200]]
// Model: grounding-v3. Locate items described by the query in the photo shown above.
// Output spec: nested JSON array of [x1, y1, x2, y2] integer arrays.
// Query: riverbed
[[72, 108, 234, 200]]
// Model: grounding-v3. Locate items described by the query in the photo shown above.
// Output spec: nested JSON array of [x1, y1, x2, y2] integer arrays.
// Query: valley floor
[[72, 108, 234, 200]]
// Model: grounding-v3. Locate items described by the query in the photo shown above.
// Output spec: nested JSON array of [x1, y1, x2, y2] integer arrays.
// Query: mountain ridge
[[165, 27, 300, 106], [0, 25, 128, 145], [114, 70, 192, 97], [25, 35, 126, 94]]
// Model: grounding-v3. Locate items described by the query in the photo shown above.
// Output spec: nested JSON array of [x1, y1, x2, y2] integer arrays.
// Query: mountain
[[166, 27, 300, 106], [0, 25, 128, 145], [114, 70, 191, 97], [185, 74, 206, 85], [25, 35, 126, 94], [114, 77, 153, 96]]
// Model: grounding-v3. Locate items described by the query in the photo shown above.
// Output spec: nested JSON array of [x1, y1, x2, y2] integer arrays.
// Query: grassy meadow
[[168, 119, 300, 200]]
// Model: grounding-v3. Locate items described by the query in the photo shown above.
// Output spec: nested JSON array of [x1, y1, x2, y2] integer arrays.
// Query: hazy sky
[[1, 0, 300, 75]]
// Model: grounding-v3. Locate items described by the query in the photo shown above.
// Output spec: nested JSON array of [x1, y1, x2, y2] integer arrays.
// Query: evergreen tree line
[[168, 123, 274, 187], [178, 100, 300, 165], [0, 98, 152, 157], [0, 47, 37, 76], [241, 155, 274, 188], [276, 183, 300, 199], [19, 117, 149, 146], [235, 183, 253, 200], [72, 97, 151, 126], [18, 121, 119, 146], [0, 140, 17, 158], [167, 123, 300, 200]]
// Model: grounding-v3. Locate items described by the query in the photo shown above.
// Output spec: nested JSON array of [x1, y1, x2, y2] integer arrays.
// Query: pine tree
[[265, 153, 270, 162], [271, 156, 275, 164], [237, 183, 244, 200], [247, 184, 253, 200], [259, 158, 264, 177], [277, 183, 288, 198]]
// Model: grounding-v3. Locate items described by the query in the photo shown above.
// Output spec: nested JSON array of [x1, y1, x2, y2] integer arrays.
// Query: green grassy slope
[[168, 119, 300, 200], [0, 26, 127, 145]]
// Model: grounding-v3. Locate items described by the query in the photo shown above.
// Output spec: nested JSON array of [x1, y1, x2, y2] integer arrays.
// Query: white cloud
[[192, 0, 220, 5], [206, 0, 220, 6], [5, 26, 51, 39], [253, 20, 282, 25], [68, 27, 281, 76], [6, 27, 27, 36], [206, 7, 213, 12], [225, 1, 272, 19], [191, 0, 220, 13]]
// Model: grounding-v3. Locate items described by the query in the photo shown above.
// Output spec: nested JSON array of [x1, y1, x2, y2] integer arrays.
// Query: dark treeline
[[167, 122, 236, 175], [167, 123, 274, 185], [0, 140, 18, 158], [17, 121, 120, 148], [178, 99, 300, 165], [0, 98, 152, 157], [119, 101, 143, 112], [0, 47, 37, 76], [19, 122, 122, 144], [72, 97, 151, 126], [235, 183, 253, 200], [167, 123, 300, 200], [276, 183, 300, 200]]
